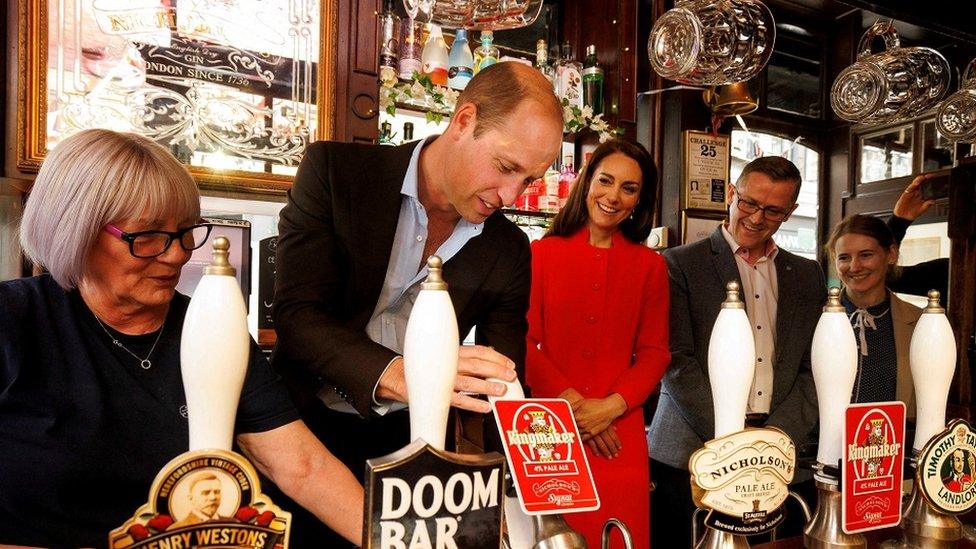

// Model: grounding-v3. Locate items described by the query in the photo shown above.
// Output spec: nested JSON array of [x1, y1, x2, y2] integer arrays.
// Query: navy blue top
[[843, 292, 898, 404], [0, 275, 299, 547]]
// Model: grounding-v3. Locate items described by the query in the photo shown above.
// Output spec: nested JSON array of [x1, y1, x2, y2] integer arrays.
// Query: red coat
[[943, 473, 973, 492], [526, 228, 670, 547]]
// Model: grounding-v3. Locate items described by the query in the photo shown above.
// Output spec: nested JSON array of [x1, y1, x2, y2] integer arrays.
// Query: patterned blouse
[[843, 292, 898, 403]]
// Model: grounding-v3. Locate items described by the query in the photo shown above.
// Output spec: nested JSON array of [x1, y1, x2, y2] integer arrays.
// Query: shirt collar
[[721, 223, 779, 265], [401, 135, 484, 232], [400, 136, 437, 200]]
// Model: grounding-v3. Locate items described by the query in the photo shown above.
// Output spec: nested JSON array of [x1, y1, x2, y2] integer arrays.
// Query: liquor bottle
[[398, 18, 422, 80], [403, 122, 415, 143], [378, 121, 396, 146], [535, 39, 555, 85], [378, 0, 400, 73], [557, 157, 576, 209], [422, 25, 449, 86], [582, 44, 604, 115], [540, 165, 560, 213], [555, 42, 582, 110], [516, 177, 543, 211], [447, 29, 474, 90], [473, 31, 499, 75]]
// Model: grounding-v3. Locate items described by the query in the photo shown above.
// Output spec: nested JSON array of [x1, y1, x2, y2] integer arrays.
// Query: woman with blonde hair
[[0, 129, 363, 546]]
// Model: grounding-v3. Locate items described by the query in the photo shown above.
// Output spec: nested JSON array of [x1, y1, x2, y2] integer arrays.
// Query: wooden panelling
[[657, 90, 710, 247], [0, 4, 6, 173], [354, 0, 379, 74], [616, 0, 638, 127], [947, 159, 976, 413], [635, 0, 665, 227], [563, 0, 639, 135], [332, 0, 380, 144]]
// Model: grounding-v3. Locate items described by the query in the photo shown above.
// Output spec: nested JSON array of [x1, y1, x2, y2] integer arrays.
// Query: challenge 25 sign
[[682, 130, 731, 212]]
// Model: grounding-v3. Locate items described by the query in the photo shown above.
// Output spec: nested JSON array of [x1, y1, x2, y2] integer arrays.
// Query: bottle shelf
[[393, 100, 452, 117], [502, 208, 556, 219]]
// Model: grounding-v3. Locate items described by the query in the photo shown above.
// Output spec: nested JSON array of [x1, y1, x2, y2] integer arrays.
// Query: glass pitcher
[[647, 0, 776, 86], [831, 21, 950, 125], [403, 0, 545, 31], [936, 59, 976, 142]]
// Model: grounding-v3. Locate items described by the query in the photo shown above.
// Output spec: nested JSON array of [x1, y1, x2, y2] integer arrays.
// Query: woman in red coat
[[526, 139, 670, 547]]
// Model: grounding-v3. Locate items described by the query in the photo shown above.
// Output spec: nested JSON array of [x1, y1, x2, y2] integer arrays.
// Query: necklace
[[93, 315, 166, 370]]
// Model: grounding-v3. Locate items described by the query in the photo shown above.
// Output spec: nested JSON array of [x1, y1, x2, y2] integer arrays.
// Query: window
[[199, 196, 286, 340], [730, 130, 820, 259], [860, 126, 914, 183]]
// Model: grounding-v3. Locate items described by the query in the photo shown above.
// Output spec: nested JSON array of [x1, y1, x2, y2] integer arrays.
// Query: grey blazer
[[648, 227, 826, 478]]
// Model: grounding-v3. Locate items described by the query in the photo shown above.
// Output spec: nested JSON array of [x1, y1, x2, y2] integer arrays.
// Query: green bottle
[[473, 31, 499, 74], [582, 44, 604, 115]]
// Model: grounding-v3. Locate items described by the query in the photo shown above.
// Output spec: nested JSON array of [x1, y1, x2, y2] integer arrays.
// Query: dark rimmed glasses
[[104, 223, 214, 259], [731, 187, 792, 222]]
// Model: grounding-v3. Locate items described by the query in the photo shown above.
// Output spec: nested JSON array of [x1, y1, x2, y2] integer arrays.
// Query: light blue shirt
[[320, 137, 483, 414]]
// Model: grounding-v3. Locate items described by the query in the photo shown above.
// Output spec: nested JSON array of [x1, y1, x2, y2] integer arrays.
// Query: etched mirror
[[17, 0, 337, 193]]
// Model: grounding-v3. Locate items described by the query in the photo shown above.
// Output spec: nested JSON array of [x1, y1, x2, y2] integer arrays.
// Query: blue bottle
[[448, 29, 474, 90]]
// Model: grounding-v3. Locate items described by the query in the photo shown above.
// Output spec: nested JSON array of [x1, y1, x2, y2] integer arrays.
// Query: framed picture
[[175, 217, 251, 305], [16, 0, 338, 193], [682, 211, 726, 245], [682, 130, 731, 211]]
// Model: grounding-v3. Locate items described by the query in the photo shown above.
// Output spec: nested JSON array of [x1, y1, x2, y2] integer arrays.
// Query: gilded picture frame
[[17, 0, 338, 194]]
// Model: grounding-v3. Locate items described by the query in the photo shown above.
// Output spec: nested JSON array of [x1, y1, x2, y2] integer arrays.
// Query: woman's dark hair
[[545, 138, 657, 243], [824, 214, 897, 259]]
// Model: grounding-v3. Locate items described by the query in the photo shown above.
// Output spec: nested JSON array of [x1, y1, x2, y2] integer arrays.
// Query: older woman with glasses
[[0, 129, 363, 547]]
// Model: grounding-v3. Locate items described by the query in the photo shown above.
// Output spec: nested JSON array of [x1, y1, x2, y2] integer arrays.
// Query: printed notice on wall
[[683, 131, 731, 212]]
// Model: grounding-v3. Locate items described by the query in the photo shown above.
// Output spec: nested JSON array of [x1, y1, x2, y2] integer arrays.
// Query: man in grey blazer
[[648, 156, 826, 547]]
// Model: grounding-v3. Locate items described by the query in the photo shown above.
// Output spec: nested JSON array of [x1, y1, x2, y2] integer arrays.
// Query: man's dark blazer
[[648, 226, 825, 477], [271, 139, 531, 420]]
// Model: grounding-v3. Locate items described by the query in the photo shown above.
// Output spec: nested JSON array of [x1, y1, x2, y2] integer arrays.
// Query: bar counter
[[754, 528, 976, 548]]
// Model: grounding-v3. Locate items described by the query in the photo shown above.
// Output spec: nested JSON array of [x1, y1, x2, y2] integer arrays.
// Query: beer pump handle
[[403, 256, 460, 451], [180, 237, 249, 452], [911, 290, 956, 452], [708, 281, 756, 438], [811, 287, 858, 477]]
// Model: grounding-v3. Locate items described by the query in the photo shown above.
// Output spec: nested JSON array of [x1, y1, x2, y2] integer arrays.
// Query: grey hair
[[19, 129, 200, 289]]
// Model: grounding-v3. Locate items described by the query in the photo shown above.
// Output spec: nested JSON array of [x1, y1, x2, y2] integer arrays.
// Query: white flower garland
[[379, 69, 458, 125], [380, 70, 621, 141], [560, 99, 622, 143]]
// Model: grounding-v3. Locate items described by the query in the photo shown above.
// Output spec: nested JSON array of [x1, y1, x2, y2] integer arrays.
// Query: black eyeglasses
[[731, 187, 792, 222], [104, 223, 214, 258]]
